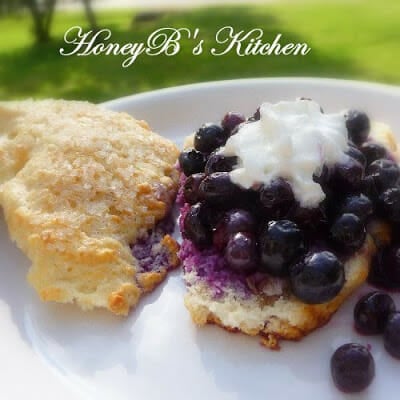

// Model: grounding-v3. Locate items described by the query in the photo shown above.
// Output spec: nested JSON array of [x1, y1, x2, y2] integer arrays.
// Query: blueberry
[[260, 220, 305, 277], [313, 165, 331, 196], [221, 112, 246, 133], [345, 110, 370, 145], [313, 164, 330, 184], [224, 232, 258, 274], [329, 157, 364, 193], [233, 188, 264, 215], [204, 152, 238, 174], [378, 187, 400, 222], [224, 209, 256, 233], [179, 149, 206, 176], [361, 175, 380, 203], [330, 213, 366, 251], [331, 343, 375, 393], [384, 312, 400, 359], [183, 203, 211, 249], [366, 159, 400, 191], [200, 205, 225, 231], [369, 245, 400, 289], [194, 123, 228, 154], [360, 142, 388, 165], [290, 251, 344, 304], [198, 172, 241, 203], [183, 173, 205, 204], [259, 178, 295, 218], [340, 194, 373, 222], [354, 291, 396, 334], [213, 209, 256, 251], [346, 146, 367, 169], [289, 203, 327, 231], [381, 245, 400, 286], [213, 221, 229, 251], [231, 121, 247, 135]]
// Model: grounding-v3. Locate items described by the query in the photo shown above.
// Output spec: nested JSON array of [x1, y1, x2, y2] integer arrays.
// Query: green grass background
[[0, 0, 399, 102]]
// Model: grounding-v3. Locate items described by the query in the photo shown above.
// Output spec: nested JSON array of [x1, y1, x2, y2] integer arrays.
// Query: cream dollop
[[220, 99, 349, 207]]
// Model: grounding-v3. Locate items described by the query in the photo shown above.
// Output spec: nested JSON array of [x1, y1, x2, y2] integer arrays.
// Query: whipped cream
[[220, 99, 349, 207]]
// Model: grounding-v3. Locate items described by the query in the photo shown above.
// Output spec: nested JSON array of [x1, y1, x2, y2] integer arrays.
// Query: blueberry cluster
[[330, 291, 400, 393], [179, 104, 400, 305]]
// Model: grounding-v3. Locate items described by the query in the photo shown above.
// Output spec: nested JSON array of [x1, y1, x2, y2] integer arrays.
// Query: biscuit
[[180, 122, 397, 348], [0, 100, 180, 315]]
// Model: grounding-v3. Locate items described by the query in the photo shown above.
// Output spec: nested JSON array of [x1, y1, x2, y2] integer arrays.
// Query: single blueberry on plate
[[345, 110, 370, 145], [260, 220, 305, 277], [179, 149, 206, 176], [290, 251, 344, 304], [354, 291, 396, 334], [194, 123, 228, 153], [384, 312, 400, 359], [331, 343, 375, 393]]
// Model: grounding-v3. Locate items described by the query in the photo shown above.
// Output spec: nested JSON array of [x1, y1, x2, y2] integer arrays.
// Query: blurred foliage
[[0, 0, 399, 102]]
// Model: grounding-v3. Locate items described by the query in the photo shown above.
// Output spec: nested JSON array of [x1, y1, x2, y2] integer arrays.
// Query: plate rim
[[101, 77, 400, 107]]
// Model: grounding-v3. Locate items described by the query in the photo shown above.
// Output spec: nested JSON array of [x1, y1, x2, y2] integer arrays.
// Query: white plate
[[1, 78, 400, 400]]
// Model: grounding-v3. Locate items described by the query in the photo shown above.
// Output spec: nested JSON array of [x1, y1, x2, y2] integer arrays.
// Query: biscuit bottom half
[[180, 233, 375, 349]]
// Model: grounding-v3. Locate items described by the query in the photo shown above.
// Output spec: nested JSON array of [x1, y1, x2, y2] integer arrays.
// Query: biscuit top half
[[0, 100, 180, 314]]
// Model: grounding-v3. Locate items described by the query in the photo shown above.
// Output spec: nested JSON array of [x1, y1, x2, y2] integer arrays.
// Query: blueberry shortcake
[[0, 100, 180, 315], [178, 99, 399, 349]]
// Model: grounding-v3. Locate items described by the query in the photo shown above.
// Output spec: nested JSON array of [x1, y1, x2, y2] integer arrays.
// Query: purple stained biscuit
[[131, 213, 177, 273]]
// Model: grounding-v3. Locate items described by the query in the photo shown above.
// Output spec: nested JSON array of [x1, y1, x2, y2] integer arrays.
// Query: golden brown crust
[[0, 100, 180, 315]]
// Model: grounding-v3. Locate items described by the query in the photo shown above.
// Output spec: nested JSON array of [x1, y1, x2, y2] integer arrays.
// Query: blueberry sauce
[[179, 196, 281, 299], [131, 214, 176, 273]]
